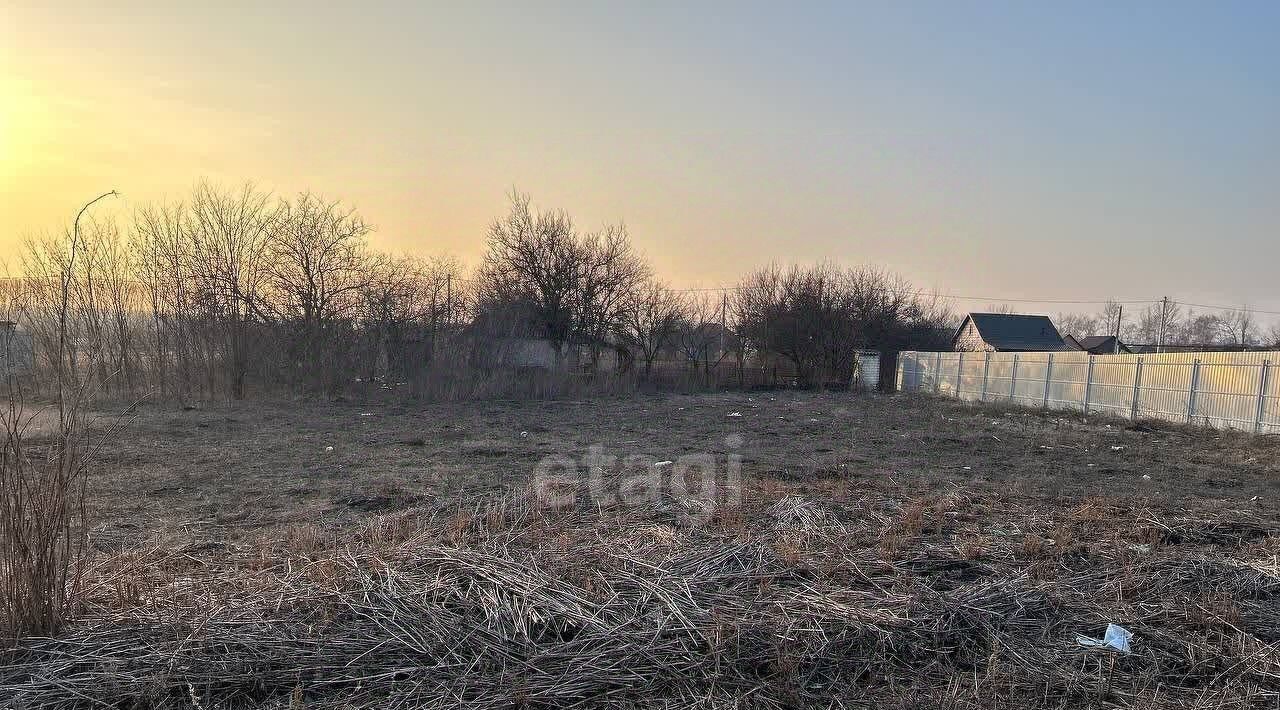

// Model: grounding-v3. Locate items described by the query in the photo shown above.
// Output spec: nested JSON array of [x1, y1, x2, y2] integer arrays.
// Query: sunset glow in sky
[[2, 1, 1277, 312]]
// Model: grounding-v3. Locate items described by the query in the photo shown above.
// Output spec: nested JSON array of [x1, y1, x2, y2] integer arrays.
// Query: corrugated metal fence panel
[[937, 353, 961, 396], [958, 354, 985, 402], [1046, 352, 1091, 410], [857, 353, 880, 390], [983, 354, 1014, 403], [1186, 352, 1273, 431], [1088, 355, 1138, 419], [897, 350, 1280, 433], [1010, 354, 1051, 406]]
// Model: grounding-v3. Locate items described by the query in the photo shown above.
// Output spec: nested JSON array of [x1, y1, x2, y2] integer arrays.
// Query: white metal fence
[[896, 350, 1280, 433]]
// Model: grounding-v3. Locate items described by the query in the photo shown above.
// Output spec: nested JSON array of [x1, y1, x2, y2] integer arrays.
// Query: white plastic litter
[[360, 413, 374, 417], [654, 460, 673, 468], [727, 412, 742, 417], [324, 446, 334, 452], [519, 431, 529, 438], [1076, 623, 1133, 653], [1142, 474, 1152, 481], [1110, 445, 1126, 451]]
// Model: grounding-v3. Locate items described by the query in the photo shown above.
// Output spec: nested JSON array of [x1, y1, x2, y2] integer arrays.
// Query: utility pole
[[445, 274, 452, 330], [719, 291, 727, 360], [1114, 305, 1123, 354], [1156, 296, 1169, 354]]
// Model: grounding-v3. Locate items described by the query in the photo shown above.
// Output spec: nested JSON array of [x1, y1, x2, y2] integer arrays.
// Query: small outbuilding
[[1, 321, 34, 375]]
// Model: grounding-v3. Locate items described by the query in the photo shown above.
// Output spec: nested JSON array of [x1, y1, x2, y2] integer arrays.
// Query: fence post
[[934, 351, 942, 394], [1254, 360, 1271, 434], [1186, 359, 1201, 424], [1083, 356, 1095, 415], [980, 351, 991, 402], [956, 352, 964, 398], [1042, 353, 1054, 409], [1129, 357, 1144, 420], [1009, 353, 1019, 402]]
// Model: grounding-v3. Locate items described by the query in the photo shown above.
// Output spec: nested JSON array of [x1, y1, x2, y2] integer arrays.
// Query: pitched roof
[[957, 313, 1065, 351], [1061, 334, 1083, 350], [1077, 335, 1130, 354]]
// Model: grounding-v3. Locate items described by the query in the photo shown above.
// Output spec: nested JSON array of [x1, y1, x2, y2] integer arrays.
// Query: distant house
[[1072, 335, 1131, 354], [952, 313, 1066, 352], [1, 321, 34, 375]]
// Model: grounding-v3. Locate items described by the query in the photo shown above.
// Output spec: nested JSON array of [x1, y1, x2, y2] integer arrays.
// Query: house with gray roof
[[952, 313, 1066, 352]]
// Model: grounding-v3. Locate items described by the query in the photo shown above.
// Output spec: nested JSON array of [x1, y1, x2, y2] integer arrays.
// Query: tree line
[[2, 184, 954, 401], [1055, 300, 1279, 348]]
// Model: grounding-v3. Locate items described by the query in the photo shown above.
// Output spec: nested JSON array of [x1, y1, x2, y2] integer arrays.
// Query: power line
[[1171, 300, 1280, 317], [911, 294, 1156, 306], [659, 283, 1158, 305]]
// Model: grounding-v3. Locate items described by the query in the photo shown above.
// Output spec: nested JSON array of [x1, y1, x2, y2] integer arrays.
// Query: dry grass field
[[4, 390, 1280, 708]]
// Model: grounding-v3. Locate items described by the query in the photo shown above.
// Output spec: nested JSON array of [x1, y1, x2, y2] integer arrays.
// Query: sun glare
[[0, 84, 11, 163], [0, 76, 38, 180]]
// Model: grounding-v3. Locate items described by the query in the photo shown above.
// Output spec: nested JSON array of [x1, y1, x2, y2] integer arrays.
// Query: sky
[[1, 1, 1277, 318]]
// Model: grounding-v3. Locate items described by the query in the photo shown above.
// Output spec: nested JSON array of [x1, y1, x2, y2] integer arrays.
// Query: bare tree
[[619, 279, 686, 377], [674, 291, 733, 381], [1056, 312, 1101, 339], [185, 181, 277, 399], [1267, 322, 1280, 348], [1099, 300, 1125, 340], [265, 193, 371, 325], [735, 264, 863, 385], [360, 253, 462, 385], [476, 192, 583, 364], [1174, 310, 1221, 346], [476, 191, 651, 373], [133, 200, 195, 401], [1131, 300, 1183, 347], [1218, 307, 1257, 347], [737, 263, 948, 386], [265, 193, 373, 392], [577, 223, 649, 370]]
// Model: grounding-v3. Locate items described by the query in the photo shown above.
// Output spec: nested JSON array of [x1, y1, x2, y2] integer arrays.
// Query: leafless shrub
[[736, 263, 951, 386], [1, 193, 111, 644], [617, 278, 686, 378]]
